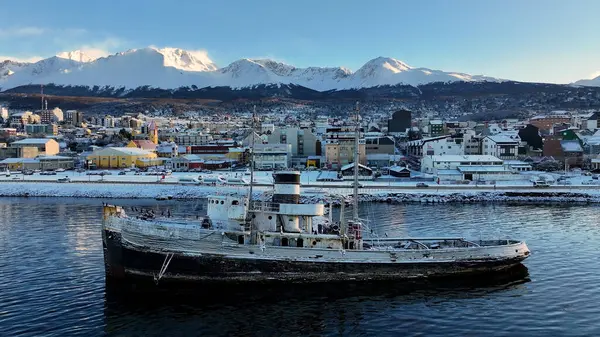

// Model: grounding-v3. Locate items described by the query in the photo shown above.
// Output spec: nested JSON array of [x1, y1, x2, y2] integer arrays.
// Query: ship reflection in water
[[104, 265, 530, 337]]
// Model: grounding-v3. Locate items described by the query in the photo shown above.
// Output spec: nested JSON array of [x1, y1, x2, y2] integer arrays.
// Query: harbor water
[[1, 197, 600, 336]]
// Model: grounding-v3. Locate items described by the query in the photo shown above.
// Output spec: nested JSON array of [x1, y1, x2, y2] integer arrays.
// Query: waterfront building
[[11, 138, 60, 156], [252, 143, 292, 170], [86, 147, 161, 169]]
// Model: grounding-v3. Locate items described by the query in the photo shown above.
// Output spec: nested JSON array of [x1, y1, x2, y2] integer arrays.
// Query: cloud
[[0, 26, 47, 38], [0, 55, 44, 63], [588, 70, 600, 80]]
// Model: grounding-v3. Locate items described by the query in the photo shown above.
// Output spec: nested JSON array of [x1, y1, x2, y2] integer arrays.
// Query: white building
[[407, 135, 464, 157], [422, 155, 514, 182], [261, 123, 275, 134], [482, 135, 520, 159], [253, 143, 292, 170]]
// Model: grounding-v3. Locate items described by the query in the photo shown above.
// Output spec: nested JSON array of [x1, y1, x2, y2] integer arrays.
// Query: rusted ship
[[101, 106, 530, 286]]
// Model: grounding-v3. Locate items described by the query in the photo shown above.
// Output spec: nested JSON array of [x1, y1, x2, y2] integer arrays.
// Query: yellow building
[[325, 140, 366, 169], [87, 147, 161, 169]]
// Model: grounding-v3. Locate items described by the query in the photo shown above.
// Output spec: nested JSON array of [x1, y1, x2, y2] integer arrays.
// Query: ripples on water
[[1, 198, 600, 336]]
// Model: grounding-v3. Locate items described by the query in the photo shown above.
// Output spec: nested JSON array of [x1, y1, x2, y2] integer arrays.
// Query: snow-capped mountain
[[0, 47, 503, 92], [574, 74, 600, 87], [56, 50, 96, 63], [0, 60, 29, 80]]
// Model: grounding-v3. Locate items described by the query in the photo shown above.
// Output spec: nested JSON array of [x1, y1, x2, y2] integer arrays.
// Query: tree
[[533, 160, 561, 172], [519, 125, 543, 150], [118, 128, 133, 141], [407, 130, 422, 141]]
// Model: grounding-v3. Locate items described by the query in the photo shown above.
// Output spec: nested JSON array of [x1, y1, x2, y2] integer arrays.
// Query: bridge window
[[297, 238, 304, 247], [281, 238, 289, 247], [232, 200, 239, 205]]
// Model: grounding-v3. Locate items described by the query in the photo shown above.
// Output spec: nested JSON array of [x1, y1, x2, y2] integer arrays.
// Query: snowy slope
[[0, 60, 29, 80], [0, 47, 503, 91], [574, 75, 600, 87], [56, 50, 96, 63]]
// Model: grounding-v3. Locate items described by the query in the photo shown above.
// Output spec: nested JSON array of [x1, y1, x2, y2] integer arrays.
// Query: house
[[389, 166, 411, 178], [86, 147, 161, 169], [339, 163, 373, 180], [10, 138, 60, 156], [155, 142, 186, 158], [561, 140, 584, 168], [503, 160, 533, 172], [482, 135, 520, 159], [584, 112, 598, 131], [592, 158, 600, 171]]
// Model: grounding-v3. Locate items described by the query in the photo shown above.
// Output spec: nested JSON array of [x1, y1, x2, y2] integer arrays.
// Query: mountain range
[[0, 47, 508, 92]]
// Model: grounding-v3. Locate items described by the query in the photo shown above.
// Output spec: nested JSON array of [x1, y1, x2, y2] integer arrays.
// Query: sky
[[0, 0, 599, 83]]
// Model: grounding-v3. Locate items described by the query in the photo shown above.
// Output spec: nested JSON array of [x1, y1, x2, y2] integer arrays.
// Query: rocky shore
[[2, 181, 598, 205]]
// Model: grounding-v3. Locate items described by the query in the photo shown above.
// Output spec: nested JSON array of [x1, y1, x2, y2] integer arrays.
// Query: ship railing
[[369, 237, 481, 248], [249, 201, 281, 213]]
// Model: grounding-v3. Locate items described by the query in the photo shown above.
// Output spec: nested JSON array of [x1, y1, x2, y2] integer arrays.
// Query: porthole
[[220, 201, 224, 204], [268, 216, 272, 220]]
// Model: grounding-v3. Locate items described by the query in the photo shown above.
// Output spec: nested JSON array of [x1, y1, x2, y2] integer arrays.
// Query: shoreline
[[1, 181, 600, 204]]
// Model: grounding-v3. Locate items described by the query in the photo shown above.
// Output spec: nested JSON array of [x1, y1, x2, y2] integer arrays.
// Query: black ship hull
[[103, 229, 527, 287]]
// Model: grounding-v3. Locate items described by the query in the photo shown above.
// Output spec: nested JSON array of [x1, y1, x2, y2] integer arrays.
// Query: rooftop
[[12, 138, 54, 145], [429, 155, 502, 162]]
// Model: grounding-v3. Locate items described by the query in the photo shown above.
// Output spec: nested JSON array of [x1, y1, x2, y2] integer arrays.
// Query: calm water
[[1, 197, 600, 336]]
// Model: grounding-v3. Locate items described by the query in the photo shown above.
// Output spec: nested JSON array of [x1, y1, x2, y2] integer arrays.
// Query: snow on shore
[[2, 180, 600, 204]]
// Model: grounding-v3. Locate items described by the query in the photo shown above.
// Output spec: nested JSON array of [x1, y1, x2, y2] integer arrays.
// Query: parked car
[[416, 183, 429, 188], [40, 171, 57, 175], [118, 171, 127, 175], [23, 170, 34, 175], [593, 175, 599, 180], [57, 177, 71, 183], [55, 168, 66, 172]]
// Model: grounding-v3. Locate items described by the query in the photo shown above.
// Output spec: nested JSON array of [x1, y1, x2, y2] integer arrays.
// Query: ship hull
[[103, 229, 528, 285]]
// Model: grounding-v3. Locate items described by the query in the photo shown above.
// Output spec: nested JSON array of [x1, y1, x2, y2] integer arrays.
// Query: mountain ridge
[[0, 47, 506, 92]]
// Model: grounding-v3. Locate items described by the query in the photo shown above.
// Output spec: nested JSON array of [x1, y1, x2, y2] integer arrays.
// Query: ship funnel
[[272, 171, 300, 204]]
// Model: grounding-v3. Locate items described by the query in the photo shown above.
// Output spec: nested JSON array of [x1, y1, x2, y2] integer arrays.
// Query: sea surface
[[1, 197, 600, 336]]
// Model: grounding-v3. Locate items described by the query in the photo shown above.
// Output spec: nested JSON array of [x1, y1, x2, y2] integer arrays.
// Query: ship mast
[[353, 101, 360, 222], [248, 105, 257, 209]]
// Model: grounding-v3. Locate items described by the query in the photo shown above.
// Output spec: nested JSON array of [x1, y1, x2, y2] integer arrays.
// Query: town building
[[65, 110, 84, 126], [25, 124, 58, 136], [421, 155, 513, 182], [253, 143, 292, 170], [324, 126, 366, 169], [482, 135, 520, 159], [175, 133, 213, 146], [530, 113, 571, 132], [406, 135, 464, 157], [10, 138, 60, 156], [267, 127, 319, 157], [86, 147, 161, 169]]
